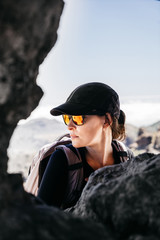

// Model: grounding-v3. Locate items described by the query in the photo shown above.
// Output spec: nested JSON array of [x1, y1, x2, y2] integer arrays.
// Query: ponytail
[[118, 110, 125, 125], [111, 110, 126, 141]]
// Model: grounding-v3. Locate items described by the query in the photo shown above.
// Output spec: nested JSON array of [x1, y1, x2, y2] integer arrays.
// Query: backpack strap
[[28, 133, 71, 171], [112, 140, 134, 162], [24, 134, 71, 195], [55, 145, 84, 207]]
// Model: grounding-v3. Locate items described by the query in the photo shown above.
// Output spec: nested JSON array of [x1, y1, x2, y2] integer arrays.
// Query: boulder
[[2, 153, 160, 239], [0, 0, 64, 174], [136, 128, 153, 150], [0, 174, 110, 240], [71, 153, 160, 239]]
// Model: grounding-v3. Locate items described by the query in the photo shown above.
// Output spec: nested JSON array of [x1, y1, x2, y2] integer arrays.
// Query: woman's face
[[67, 115, 106, 148]]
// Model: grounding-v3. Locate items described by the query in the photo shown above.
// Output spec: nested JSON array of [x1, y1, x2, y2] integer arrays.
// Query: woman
[[37, 82, 133, 209]]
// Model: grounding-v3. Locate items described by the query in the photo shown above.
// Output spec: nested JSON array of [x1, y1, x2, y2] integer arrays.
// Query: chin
[[71, 140, 84, 148]]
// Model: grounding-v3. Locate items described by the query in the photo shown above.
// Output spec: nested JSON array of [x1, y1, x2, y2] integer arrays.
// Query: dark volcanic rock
[[136, 128, 152, 149], [134, 127, 160, 153], [127, 123, 160, 155], [2, 153, 160, 239], [0, 174, 110, 240], [0, 0, 64, 174], [71, 153, 160, 239]]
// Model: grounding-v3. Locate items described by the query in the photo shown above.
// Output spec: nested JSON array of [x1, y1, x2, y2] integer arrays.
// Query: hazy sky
[[25, 0, 160, 127], [37, 0, 160, 105]]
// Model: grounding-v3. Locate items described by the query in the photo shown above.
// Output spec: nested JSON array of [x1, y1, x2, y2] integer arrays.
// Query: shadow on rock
[[0, 174, 110, 240], [70, 153, 160, 239]]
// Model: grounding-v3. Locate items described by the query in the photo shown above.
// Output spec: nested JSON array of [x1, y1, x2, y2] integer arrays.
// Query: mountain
[[125, 121, 160, 147], [144, 120, 160, 133], [8, 118, 68, 154], [7, 118, 68, 178], [125, 123, 139, 145]]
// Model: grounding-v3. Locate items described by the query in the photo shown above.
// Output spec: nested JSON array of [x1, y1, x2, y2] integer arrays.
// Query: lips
[[70, 134, 78, 139]]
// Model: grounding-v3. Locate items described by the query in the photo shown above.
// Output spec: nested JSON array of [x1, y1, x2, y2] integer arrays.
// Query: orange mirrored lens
[[72, 116, 84, 125], [63, 115, 70, 125], [63, 115, 84, 126]]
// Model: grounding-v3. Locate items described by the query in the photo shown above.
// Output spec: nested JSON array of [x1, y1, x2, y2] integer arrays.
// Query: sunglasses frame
[[62, 114, 85, 126]]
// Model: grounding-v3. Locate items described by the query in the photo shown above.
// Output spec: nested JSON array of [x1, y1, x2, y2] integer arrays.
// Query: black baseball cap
[[50, 82, 120, 118]]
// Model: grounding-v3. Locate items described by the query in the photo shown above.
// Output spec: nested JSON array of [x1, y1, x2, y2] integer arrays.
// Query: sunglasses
[[62, 114, 85, 126]]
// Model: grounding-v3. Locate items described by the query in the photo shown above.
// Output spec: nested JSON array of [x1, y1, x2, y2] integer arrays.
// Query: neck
[[85, 129, 114, 170]]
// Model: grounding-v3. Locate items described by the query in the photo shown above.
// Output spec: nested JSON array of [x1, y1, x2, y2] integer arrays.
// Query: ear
[[104, 113, 113, 126]]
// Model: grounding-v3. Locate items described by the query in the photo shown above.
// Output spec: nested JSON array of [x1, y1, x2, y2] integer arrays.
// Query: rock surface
[[129, 125, 160, 155], [0, 174, 110, 240], [70, 153, 160, 239], [136, 128, 153, 149], [0, 0, 64, 174], [2, 153, 160, 239], [152, 128, 160, 150]]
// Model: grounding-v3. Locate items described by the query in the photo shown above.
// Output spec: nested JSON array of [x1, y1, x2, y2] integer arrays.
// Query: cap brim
[[50, 102, 91, 116]]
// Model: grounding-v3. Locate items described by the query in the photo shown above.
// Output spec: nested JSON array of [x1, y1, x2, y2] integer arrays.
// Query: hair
[[110, 110, 126, 141]]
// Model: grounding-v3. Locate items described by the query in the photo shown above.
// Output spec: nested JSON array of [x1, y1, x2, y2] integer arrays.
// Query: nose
[[67, 118, 76, 130]]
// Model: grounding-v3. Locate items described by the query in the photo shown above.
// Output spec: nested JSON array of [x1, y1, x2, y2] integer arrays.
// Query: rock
[[131, 127, 160, 153], [70, 153, 160, 239], [125, 124, 139, 146], [136, 128, 153, 149], [129, 142, 138, 150], [2, 153, 160, 239], [0, 174, 110, 240], [0, 0, 64, 174], [125, 124, 160, 155], [136, 135, 152, 149], [153, 128, 160, 150], [0, 2, 112, 238]]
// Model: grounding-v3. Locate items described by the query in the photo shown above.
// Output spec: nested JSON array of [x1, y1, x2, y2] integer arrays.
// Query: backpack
[[23, 134, 133, 206], [23, 134, 84, 206]]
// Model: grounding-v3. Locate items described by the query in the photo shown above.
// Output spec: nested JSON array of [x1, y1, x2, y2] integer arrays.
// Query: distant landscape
[[7, 117, 160, 179], [8, 118, 68, 178]]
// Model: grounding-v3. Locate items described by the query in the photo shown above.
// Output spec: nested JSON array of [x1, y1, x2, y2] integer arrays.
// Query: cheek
[[78, 120, 103, 141], [71, 122, 103, 148]]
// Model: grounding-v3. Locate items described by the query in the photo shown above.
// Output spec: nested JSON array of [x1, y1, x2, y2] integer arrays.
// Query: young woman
[[37, 82, 134, 209]]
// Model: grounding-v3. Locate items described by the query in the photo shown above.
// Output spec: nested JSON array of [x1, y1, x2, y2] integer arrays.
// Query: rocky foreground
[[1, 152, 160, 239]]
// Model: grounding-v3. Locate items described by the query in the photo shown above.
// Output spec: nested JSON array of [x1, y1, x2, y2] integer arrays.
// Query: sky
[[25, 0, 160, 127]]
